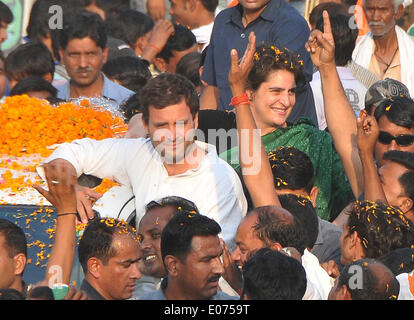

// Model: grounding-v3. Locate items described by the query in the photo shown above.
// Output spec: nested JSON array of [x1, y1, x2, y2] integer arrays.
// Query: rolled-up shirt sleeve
[[37, 138, 132, 188]]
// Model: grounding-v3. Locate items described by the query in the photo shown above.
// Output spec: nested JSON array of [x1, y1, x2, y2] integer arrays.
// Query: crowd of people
[[1, 0, 414, 301]]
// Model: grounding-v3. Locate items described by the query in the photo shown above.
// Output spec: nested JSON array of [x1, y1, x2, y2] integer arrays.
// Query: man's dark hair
[[251, 206, 307, 255], [0, 288, 25, 300], [161, 212, 221, 263], [156, 24, 196, 63], [10, 76, 57, 98], [279, 194, 319, 250], [338, 259, 400, 300], [309, 2, 348, 28], [315, 13, 358, 66], [379, 247, 414, 276], [176, 51, 202, 89], [383, 151, 414, 208], [0, 219, 27, 258], [59, 9, 107, 50], [242, 248, 307, 300], [73, 0, 130, 19], [268, 146, 315, 193], [27, 286, 55, 300], [120, 93, 141, 122], [5, 42, 55, 82], [374, 96, 414, 129], [78, 218, 138, 273], [140, 72, 199, 124], [105, 9, 154, 48], [346, 201, 414, 259], [102, 56, 151, 93], [0, 1, 13, 25], [247, 45, 306, 90], [200, 0, 219, 12], [145, 196, 200, 215]]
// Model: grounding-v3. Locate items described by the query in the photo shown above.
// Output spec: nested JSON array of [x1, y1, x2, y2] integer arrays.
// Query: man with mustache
[[56, 9, 134, 106], [140, 212, 237, 300], [352, 0, 414, 96]]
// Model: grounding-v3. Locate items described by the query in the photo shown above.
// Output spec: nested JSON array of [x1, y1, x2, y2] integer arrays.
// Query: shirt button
[[241, 33, 245, 38]]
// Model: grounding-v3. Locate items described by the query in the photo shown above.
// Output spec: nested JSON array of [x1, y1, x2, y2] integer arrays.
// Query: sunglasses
[[378, 131, 414, 147]]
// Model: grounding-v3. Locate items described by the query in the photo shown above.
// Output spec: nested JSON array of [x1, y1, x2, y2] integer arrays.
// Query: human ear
[[399, 197, 413, 214], [309, 186, 319, 207], [13, 253, 27, 276], [269, 242, 283, 252], [87, 258, 102, 279], [164, 255, 179, 276], [154, 57, 168, 72]]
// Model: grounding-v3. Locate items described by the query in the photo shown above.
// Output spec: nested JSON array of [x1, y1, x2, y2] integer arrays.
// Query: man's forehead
[[364, 0, 394, 8], [65, 37, 104, 50]]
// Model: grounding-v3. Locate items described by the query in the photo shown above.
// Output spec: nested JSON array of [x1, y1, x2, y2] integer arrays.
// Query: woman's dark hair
[[247, 45, 306, 91], [102, 56, 152, 93], [140, 73, 199, 124]]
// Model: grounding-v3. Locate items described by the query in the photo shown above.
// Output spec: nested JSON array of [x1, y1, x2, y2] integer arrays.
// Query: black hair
[[268, 146, 315, 193], [309, 2, 348, 28], [5, 42, 55, 82], [315, 13, 358, 66], [0, 219, 27, 258], [140, 72, 199, 124], [338, 259, 400, 300], [279, 194, 319, 250], [156, 24, 196, 63], [251, 206, 307, 255], [10, 76, 57, 98], [0, 1, 13, 25], [59, 9, 107, 51], [73, 0, 130, 19], [379, 247, 414, 276], [145, 196, 200, 215], [247, 45, 306, 91], [176, 51, 202, 89], [200, 0, 219, 12], [242, 248, 307, 300], [78, 218, 138, 273], [0, 288, 25, 300], [120, 93, 142, 122], [161, 212, 221, 263], [374, 96, 414, 129], [346, 201, 414, 259], [27, 286, 55, 300], [105, 9, 154, 48], [102, 56, 151, 93], [383, 151, 414, 207]]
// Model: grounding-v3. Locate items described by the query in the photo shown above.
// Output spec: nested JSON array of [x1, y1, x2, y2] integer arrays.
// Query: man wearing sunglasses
[[373, 96, 414, 167]]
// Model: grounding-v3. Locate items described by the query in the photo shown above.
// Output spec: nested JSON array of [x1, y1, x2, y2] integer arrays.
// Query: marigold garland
[[0, 95, 127, 195]]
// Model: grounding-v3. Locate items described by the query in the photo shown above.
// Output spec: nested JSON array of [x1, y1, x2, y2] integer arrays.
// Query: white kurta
[[38, 137, 247, 251]]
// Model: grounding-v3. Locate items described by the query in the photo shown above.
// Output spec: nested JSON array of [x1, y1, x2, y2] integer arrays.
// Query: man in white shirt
[[310, 12, 367, 130], [39, 73, 247, 252], [168, 0, 218, 51]]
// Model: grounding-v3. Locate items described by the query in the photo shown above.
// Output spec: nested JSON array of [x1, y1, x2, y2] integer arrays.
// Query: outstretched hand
[[305, 10, 335, 68], [228, 32, 256, 96]]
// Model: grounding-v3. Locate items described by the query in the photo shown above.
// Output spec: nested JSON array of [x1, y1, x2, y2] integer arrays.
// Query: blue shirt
[[55, 73, 134, 107], [201, 0, 318, 126]]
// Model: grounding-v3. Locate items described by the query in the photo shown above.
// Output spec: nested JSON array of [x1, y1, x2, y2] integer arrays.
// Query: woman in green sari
[[221, 40, 354, 221]]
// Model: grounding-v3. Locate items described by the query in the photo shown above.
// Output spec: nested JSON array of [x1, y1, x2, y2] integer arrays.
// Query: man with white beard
[[352, 0, 414, 97]]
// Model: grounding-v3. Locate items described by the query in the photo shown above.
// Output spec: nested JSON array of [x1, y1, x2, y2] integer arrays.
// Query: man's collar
[[227, 0, 283, 25]]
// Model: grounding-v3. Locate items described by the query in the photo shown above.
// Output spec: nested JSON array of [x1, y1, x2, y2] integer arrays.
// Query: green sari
[[220, 118, 355, 221]]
